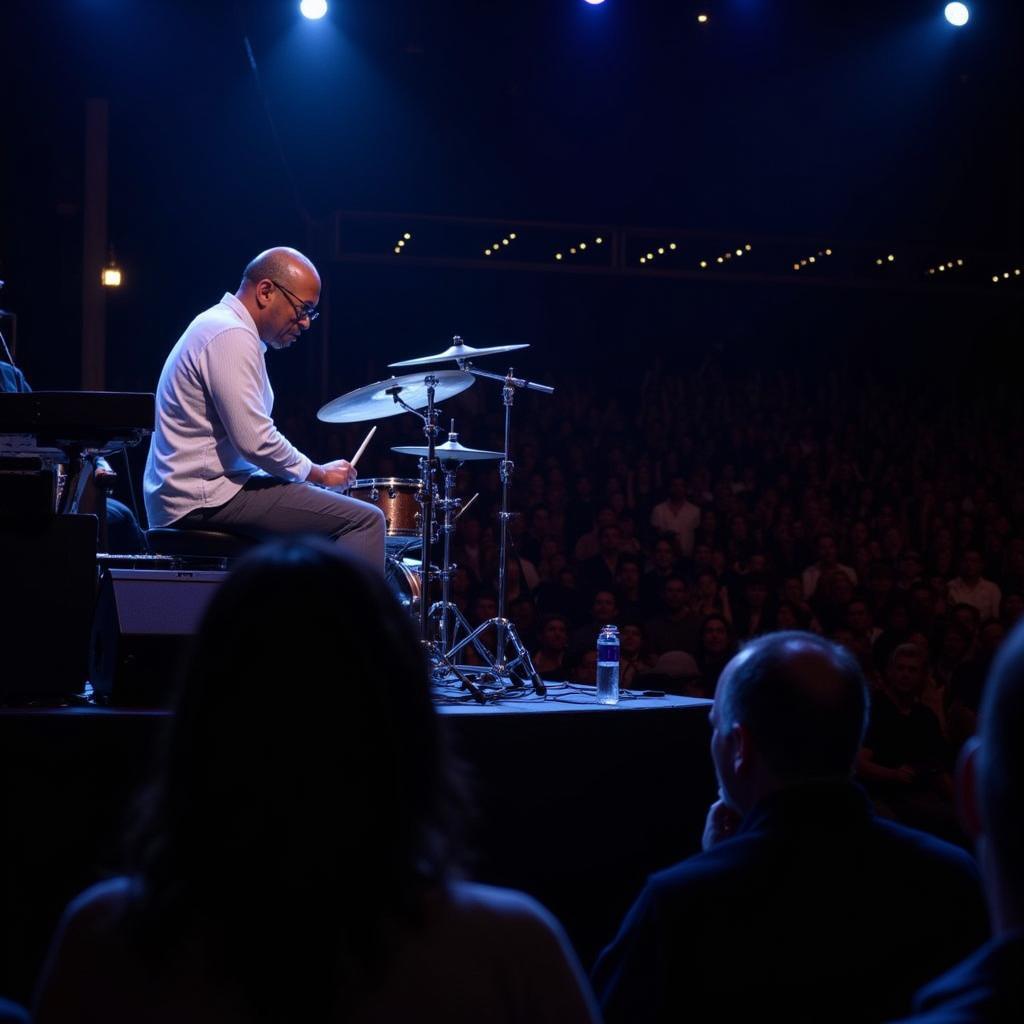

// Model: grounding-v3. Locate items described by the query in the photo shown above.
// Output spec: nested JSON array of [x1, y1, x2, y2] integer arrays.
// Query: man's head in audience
[[653, 537, 678, 572], [668, 476, 688, 504], [960, 549, 984, 583], [710, 632, 868, 816], [882, 643, 927, 705], [661, 576, 689, 615], [815, 534, 839, 568], [592, 589, 618, 624], [959, 618, 1024, 931], [598, 523, 623, 559]]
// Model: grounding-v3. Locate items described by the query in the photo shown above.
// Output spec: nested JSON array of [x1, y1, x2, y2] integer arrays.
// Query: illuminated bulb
[[595, 236, 603, 244], [1016, 269, 1021, 275], [403, 232, 411, 239], [697, 13, 709, 23], [300, 0, 328, 20], [938, 265, 945, 271], [887, 254, 895, 262], [570, 248, 577, 255], [700, 260, 708, 268], [657, 247, 665, 254], [484, 249, 491, 256], [669, 242, 677, 250], [640, 257, 647, 264], [502, 239, 509, 245], [580, 242, 587, 250], [735, 249, 743, 256], [555, 253, 563, 260], [945, 3, 970, 27], [825, 248, 832, 255], [393, 247, 401, 254], [744, 243, 752, 251], [101, 265, 122, 287], [992, 275, 999, 282], [509, 232, 517, 240], [808, 256, 816, 263], [957, 258, 964, 265], [1004, 272, 1011, 279], [793, 263, 800, 271], [876, 259, 883, 266], [397, 240, 405, 247], [716, 257, 724, 264], [646, 252, 654, 260]]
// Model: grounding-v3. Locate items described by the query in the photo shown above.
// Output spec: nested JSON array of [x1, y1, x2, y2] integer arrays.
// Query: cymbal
[[388, 338, 529, 368], [317, 370, 474, 424], [391, 439, 505, 462]]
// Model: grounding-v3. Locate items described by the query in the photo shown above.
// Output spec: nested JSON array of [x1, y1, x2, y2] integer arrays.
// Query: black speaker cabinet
[[90, 568, 226, 706], [0, 514, 97, 702]]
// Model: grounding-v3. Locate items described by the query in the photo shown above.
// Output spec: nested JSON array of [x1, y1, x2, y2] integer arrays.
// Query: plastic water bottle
[[596, 624, 620, 705]]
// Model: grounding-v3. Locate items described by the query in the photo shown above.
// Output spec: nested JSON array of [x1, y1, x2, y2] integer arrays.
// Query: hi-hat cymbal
[[388, 337, 529, 368], [317, 370, 474, 424], [391, 439, 505, 462]]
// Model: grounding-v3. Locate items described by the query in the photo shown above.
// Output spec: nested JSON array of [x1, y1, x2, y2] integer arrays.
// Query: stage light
[[697, 13, 709, 24], [300, 0, 328, 19], [944, 3, 969, 27], [583, 0, 607, 5], [101, 250, 123, 288]]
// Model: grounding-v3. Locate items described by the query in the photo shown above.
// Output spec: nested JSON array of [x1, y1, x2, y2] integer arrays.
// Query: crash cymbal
[[317, 370, 474, 423], [388, 336, 529, 368], [391, 439, 505, 462]]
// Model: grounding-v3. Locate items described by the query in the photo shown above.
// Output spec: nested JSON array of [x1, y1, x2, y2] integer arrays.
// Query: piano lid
[[0, 391, 154, 449]]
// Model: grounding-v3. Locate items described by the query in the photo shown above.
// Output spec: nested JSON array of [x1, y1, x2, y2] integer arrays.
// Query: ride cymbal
[[317, 370, 474, 423], [388, 336, 528, 368]]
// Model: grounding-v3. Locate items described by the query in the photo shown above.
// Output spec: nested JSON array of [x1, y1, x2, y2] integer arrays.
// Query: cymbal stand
[[445, 364, 553, 696], [428, 423, 494, 666], [388, 381, 486, 704]]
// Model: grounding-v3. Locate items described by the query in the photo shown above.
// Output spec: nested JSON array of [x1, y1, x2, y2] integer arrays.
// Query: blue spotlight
[[944, 3, 970, 26], [300, 0, 328, 20], [583, 0, 607, 5]]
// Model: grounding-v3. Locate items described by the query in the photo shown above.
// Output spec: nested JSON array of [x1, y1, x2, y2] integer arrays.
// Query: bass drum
[[385, 554, 424, 613]]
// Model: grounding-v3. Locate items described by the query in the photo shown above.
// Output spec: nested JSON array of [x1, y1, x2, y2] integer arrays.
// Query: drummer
[[143, 247, 385, 569]]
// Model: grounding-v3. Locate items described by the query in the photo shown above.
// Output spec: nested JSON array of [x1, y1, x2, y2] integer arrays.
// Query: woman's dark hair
[[126, 537, 467, 1019]]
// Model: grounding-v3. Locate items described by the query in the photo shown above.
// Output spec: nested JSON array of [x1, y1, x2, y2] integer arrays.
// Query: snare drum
[[349, 477, 423, 537]]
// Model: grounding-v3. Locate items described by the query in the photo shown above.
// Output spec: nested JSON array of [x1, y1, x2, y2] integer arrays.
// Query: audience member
[[592, 632, 987, 1023], [894, 617, 1024, 1022], [33, 538, 599, 1023]]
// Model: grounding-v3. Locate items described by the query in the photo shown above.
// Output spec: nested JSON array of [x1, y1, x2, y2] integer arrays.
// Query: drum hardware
[[388, 335, 529, 369], [441, 364, 552, 696], [382, 376, 487, 704], [419, 425, 498, 668]]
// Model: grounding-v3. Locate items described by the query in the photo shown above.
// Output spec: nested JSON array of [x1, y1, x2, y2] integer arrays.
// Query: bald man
[[593, 631, 986, 1023], [144, 248, 385, 567]]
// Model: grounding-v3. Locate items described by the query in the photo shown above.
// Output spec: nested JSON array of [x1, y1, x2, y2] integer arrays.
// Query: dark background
[[1, 0, 1021, 457]]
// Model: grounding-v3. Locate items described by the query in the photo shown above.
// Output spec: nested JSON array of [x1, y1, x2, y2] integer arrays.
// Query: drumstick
[[454, 492, 480, 521], [350, 425, 376, 469]]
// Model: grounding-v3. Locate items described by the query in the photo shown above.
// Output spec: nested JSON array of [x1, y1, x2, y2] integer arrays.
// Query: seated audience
[[592, 632, 987, 1023], [33, 537, 598, 1023], [858, 644, 958, 840]]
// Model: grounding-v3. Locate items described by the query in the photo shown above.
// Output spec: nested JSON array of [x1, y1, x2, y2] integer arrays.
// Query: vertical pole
[[81, 98, 108, 390]]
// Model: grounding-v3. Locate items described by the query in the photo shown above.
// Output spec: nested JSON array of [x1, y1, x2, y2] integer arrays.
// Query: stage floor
[[0, 690, 714, 1003]]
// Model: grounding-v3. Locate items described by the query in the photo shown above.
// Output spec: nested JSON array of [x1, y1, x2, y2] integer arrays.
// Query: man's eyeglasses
[[270, 279, 320, 323]]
